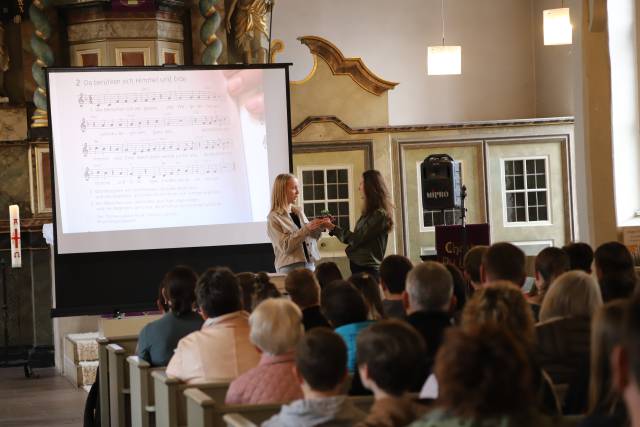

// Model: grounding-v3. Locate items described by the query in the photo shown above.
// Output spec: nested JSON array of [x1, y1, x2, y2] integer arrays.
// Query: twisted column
[[29, 0, 54, 128], [199, 0, 223, 64]]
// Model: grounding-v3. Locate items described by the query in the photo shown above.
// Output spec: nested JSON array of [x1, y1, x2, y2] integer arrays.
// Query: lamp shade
[[543, 8, 572, 45], [427, 45, 462, 75]]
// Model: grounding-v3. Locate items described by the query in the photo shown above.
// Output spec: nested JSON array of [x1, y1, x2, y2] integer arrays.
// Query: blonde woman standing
[[267, 173, 332, 273]]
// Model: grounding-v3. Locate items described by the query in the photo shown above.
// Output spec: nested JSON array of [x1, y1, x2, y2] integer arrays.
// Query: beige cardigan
[[267, 206, 322, 271]]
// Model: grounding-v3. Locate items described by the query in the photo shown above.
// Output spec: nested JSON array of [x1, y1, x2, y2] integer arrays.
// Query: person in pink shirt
[[166, 267, 260, 383], [225, 298, 304, 404]]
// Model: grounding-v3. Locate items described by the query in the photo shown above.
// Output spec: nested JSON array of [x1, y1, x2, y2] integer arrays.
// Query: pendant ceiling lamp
[[543, 1, 572, 45], [428, 0, 461, 75]]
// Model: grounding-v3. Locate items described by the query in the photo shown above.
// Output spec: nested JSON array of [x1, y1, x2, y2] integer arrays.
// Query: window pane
[[514, 161, 524, 174], [327, 170, 337, 183], [327, 184, 337, 199], [302, 170, 312, 183], [338, 169, 348, 182], [538, 191, 547, 206], [538, 207, 548, 221], [338, 184, 348, 199], [424, 212, 433, 227], [433, 210, 444, 225], [506, 193, 515, 208], [327, 202, 338, 215], [536, 159, 545, 172], [303, 185, 313, 200], [517, 207, 526, 222], [313, 170, 323, 183], [505, 161, 514, 174], [529, 207, 538, 221], [314, 184, 325, 199], [515, 192, 525, 206], [515, 175, 524, 190], [338, 216, 350, 230], [527, 192, 537, 206], [536, 174, 546, 189], [339, 202, 349, 215], [304, 204, 314, 218], [527, 175, 536, 189], [526, 159, 535, 173], [507, 207, 517, 222], [444, 210, 454, 224], [505, 176, 514, 191]]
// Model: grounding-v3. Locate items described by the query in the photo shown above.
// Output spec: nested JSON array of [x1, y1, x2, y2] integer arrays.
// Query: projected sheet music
[[49, 70, 269, 234]]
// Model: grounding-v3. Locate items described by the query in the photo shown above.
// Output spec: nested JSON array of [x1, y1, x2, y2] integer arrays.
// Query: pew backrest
[[222, 413, 257, 427], [128, 355, 165, 427], [98, 335, 139, 427], [184, 389, 280, 427], [152, 370, 230, 427]]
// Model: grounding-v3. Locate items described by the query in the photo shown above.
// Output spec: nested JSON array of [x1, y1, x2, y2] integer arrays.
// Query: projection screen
[[46, 65, 292, 316]]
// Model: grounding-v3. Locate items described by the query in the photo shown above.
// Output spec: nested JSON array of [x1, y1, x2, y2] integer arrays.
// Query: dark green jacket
[[332, 208, 390, 269]]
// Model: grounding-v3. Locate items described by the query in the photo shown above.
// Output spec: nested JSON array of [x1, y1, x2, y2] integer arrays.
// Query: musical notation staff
[[81, 139, 233, 157], [83, 162, 236, 181], [77, 90, 222, 107], [80, 115, 230, 132]]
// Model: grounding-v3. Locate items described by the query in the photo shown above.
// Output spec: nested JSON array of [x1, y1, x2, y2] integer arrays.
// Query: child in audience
[[355, 320, 427, 427], [285, 268, 330, 331], [225, 299, 303, 404], [378, 255, 413, 319], [262, 328, 366, 427], [462, 245, 488, 291], [528, 247, 570, 321], [137, 266, 203, 366], [594, 242, 638, 302], [321, 281, 375, 373], [409, 326, 557, 427], [314, 261, 343, 288], [563, 242, 594, 274], [166, 267, 260, 383], [349, 272, 386, 320]]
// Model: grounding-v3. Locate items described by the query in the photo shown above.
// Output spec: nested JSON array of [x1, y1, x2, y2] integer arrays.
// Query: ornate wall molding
[[297, 35, 398, 96], [292, 115, 575, 137]]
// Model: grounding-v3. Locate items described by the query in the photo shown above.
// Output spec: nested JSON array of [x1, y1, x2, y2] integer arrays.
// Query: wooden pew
[[98, 335, 138, 427], [108, 343, 135, 427], [152, 370, 230, 427], [185, 390, 375, 427], [128, 356, 166, 427]]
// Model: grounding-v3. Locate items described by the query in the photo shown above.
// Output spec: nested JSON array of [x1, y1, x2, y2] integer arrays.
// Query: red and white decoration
[[9, 205, 21, 268]]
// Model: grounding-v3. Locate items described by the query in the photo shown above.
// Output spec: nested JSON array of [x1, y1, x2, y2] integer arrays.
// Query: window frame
[[500, 155, 552, 227], [296, 164, 356, 233]]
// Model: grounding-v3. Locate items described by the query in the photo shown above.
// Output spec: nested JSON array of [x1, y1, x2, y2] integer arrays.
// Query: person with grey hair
[[225, 298, 304, 404], [402, 261, 455, 380]]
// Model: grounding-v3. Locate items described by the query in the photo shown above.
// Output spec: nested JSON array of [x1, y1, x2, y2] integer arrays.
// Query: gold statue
[[225, 0, 272, 64]]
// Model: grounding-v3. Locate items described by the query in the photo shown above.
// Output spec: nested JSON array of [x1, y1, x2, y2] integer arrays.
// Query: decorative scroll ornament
[[29, 0, 54, 128], [226, 0, 271, 64], [199, 0, 223, 65]]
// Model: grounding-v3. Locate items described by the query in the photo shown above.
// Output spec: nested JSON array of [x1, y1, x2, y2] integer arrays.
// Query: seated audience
[[608, 295, 640, 427], [563, 242, 594, 274], [379, 255, 413, 319], [571, 300, 629, 422], [444, 263, 467, 316], [528, 247, 570, 321], [284, 268, 330, 331], [321, 281, 375, 373], [166, 267, 260, 383], [409, 326, 557, 427], [252, 273, 281, 309], [403, 261, 454, 378], [350, 272, 385, 320], [536, 271, 603, 387], [461, 281, 560, 415], [355, 320, 428, 427], [137, 266, 203, 366], [594, 242, 638, 302], [315, 261, 343, 288], [481, 242, 526, 287], [463, 245, 488, 291], [226, 299, 304, 404], [262, 328, 366, 427]]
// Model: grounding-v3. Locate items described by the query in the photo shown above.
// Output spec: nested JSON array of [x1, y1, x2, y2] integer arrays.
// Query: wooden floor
[[0, 367, 87, 427]]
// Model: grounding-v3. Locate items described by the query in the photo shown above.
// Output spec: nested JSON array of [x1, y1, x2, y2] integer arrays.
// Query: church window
[[299, 167, 351, 230], [502, 157, 550, 224]]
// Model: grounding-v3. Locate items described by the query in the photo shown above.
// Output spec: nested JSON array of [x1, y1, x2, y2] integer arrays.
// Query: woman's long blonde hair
[[270, 173, 296, 215], [539, 270, 603, 322]]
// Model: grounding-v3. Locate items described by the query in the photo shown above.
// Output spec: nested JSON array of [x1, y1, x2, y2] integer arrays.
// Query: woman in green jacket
[[328, 170, 393, 280]]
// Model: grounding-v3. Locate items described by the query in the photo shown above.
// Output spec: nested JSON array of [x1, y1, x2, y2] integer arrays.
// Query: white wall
[[272, 0, 537, 125]]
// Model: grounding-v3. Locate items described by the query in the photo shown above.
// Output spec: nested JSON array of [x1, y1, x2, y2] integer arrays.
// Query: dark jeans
[[349, 261, 380, 282]]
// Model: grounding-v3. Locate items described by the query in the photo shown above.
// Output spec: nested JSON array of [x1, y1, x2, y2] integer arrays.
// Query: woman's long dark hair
[[361, 169, 393, 231]]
